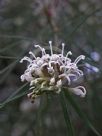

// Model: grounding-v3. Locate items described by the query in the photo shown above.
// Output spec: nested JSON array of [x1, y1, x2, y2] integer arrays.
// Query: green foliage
[[0, 0, 102, 136]]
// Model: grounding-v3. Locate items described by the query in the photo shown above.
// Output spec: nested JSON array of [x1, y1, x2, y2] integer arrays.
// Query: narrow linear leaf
[[0, 34, 34, 41], [0, 41, 21, 53], [64, 89, 101, 136], [68, 8, 102, 38], [0, 45, 30, 84], [0, 83, 29, 109], [6, 83, 29, 102], [0, 55, 17, 59], [0, 60, 17, 74], [60, 91, 74, 136]]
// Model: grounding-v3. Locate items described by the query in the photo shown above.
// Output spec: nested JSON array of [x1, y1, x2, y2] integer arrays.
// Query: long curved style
[[20, 41, 86, 102]]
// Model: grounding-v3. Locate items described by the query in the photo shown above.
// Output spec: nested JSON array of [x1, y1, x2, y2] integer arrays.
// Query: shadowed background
[[0, 0, 102, 136]]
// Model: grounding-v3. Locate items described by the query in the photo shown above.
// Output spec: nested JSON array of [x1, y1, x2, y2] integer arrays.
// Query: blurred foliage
[[0, 0, 102, 136]]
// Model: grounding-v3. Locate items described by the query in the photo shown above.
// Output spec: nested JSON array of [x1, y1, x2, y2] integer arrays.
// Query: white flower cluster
[[20, 41, 86, 102]]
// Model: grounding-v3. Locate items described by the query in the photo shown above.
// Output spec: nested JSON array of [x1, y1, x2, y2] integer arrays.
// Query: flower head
[[20, 41, 86, 102]]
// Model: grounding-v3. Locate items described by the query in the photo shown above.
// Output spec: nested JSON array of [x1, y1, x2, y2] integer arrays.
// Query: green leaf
[[0, 34, 34, 41], [64, 89, 101, 136], [60, 91, 75, 136], [0, 83, 29, 109], [68, 8, 102, 39], [0, 41, 21, 53], [0, 55, 17, 59], [0, 45, 30, 84]]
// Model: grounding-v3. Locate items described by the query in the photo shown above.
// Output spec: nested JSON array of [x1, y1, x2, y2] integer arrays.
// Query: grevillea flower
[[20, 41, 86, 102]]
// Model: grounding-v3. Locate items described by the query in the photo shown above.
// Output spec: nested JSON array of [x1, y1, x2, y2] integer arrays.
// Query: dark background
[[0, 0, 102, 136]]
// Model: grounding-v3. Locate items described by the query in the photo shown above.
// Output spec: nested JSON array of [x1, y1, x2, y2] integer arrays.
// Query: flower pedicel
[[20, 41, 86, 102]]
